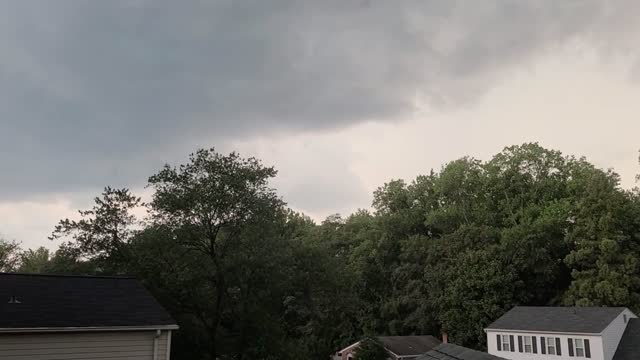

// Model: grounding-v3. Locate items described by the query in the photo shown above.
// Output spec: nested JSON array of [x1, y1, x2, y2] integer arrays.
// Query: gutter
[[166, 330, 173, 360], [0, 324, 179, 333], [484, 328, 601, 336]]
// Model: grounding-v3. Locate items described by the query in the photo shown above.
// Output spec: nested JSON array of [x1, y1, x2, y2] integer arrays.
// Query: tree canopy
[[5, 143, 640, 359]]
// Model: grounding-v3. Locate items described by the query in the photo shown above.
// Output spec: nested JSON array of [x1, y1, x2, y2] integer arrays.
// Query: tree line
[[1, 143, 640, 360]]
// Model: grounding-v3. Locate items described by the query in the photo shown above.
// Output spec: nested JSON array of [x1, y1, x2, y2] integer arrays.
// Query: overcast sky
[[1, 1, 639, 249]]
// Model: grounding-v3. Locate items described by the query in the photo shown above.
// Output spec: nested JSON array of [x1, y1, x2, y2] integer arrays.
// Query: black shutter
[[585, 339, 591, 358], [541, 337, 546, 354], [568, 339, 574, 357], [533, 336, 538, 354], [556, 338, 562, 356], [518, 336, 523, 352], [510, 335, 515, 352], [497, 335, 501, 351]]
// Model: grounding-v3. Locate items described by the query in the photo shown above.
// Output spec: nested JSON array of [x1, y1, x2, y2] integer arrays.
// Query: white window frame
[[574, 338, 585, 357], [501, 335, 510, 352], [524, 336, 532, 353], [546, 337, 556, 355]]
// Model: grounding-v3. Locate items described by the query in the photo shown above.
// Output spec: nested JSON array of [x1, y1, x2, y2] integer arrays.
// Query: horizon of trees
[[1, 143, 640, 360]]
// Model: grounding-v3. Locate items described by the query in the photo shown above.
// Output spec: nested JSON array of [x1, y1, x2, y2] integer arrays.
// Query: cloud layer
[[2, 0, 639, 199]]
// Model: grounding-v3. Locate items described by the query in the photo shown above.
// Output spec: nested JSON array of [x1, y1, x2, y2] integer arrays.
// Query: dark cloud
[[0, 0, 637, 199]]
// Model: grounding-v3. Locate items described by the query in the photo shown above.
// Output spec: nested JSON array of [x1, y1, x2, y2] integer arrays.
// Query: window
[[546, 337, 556, 355], [569, 338, 590, 358], [624, 314, 628, 323], [524, 336, 532, 353], [502, 335, 510, 352], [574, 339, 585, 357]]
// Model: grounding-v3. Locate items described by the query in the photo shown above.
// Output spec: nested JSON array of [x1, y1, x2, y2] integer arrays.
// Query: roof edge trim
[[484, 328, 601, 336], [0, 325, 179, 333]]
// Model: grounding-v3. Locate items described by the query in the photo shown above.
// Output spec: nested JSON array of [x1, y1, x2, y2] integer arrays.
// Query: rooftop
[[485, 306, 626, 334], [0, 272, 176, 330], [419, 343, 507, 360], [612, 318, 640, 360], [378, 335, 441, 356]]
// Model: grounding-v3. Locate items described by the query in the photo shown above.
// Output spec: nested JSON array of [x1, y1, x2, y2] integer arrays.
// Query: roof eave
[[0, 324, 179, 333], [484, 328, 602, 336]]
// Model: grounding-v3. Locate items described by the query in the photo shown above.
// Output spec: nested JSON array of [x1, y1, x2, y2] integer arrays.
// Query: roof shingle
[[485, 306, 626, 334], [418, 343, 507, 360], [612, 318, 640, 360], [378, 335, 441, 356], [0, 273, 176, 329]]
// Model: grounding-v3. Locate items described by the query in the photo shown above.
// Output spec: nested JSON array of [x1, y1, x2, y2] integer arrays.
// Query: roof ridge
[[0, 272, 135, 279], [378, 335, 437, 338], [513, 305, 627, 309]]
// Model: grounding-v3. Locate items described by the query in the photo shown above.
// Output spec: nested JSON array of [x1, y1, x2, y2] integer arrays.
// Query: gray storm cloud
[[0, 0, 638, 199]]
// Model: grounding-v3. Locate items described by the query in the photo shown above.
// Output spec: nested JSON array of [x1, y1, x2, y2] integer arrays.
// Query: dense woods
[[1, 143, 640, 360]]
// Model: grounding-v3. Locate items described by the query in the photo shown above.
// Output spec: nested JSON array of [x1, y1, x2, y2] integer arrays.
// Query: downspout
[[153, 329, 161, 360], [166, 330, 172, 360]]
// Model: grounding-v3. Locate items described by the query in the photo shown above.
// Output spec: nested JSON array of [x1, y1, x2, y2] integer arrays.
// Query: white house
[[485, 307, 636, 360]]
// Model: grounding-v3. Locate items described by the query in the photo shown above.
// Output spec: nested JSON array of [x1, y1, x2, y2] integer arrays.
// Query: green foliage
[[0, 237, 21, 272], [354, 337, 389, 360], [49, 187, 142, 271], [33, 143, 640, 358], [145, 149, 286, 359], [19, 247, 50, 273]]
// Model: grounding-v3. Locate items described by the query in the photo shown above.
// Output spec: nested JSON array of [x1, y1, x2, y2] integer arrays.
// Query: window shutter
[[510, 335, 515, 352], [556, 338, 562, 356], [518, 336, 523, 352], [532, 336, 537, 354], [497, 335, 501, 351], [568, 339, 574, 357], [585, 339, 591, 358], [541, 337, 546, 354]]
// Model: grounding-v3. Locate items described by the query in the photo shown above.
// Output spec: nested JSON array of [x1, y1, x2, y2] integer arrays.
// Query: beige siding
[[157, 331, 170, 360], [0, 330, 172, 360]]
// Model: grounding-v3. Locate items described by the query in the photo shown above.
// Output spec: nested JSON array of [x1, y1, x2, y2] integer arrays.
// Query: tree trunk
[[209, 276, 225, 359]]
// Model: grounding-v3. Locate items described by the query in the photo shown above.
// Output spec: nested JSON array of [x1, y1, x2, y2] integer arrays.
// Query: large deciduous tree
[[147, 148, 285, 359]]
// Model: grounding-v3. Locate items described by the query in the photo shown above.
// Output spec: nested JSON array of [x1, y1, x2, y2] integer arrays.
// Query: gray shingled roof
[[612, 318, 640, 360], [486, 306, 626, 333], [418, 343, 507, 360], [0, 273, 177, 329], [378, 335, 441, 356]]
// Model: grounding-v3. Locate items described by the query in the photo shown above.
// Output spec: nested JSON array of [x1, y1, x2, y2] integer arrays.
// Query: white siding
[[486, 330, 604, 360], [600, 309, 636, 360], [0, 330, 172, 360]]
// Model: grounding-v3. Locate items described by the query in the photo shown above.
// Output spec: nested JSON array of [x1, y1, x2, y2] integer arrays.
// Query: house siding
[[0, 330, 171, 360], [601, 309, 636, 360], [487, 330, 604, 360]]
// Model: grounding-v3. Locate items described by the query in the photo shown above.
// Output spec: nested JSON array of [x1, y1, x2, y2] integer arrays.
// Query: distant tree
[[0, 237, 21, 272], [49, 187, 142, 271], [19, 247, 50, 273], [354, 337, 389, 360]]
